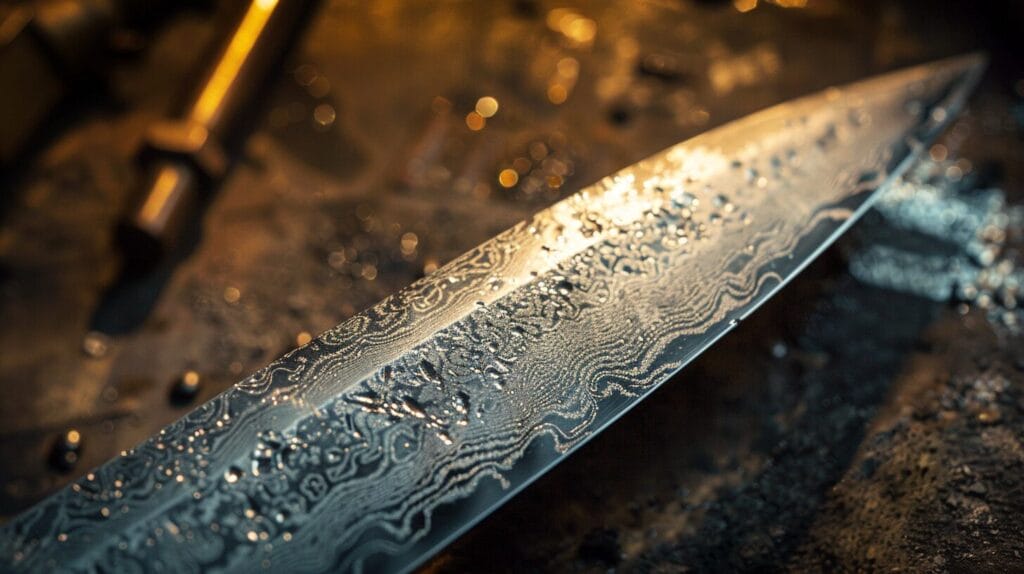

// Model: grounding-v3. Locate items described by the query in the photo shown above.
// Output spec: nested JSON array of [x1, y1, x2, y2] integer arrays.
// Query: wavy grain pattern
[[0, 56, 983, 573]]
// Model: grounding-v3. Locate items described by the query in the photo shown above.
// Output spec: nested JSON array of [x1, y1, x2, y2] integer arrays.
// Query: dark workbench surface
[[1, 0, 1022, 570]]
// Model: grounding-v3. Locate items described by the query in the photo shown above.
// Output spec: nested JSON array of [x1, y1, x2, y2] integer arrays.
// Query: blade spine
[[298, 52, 987, 407], [394, 53, 987, 574]]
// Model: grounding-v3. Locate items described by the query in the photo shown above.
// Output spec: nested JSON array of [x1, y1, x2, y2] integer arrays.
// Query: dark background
[[0, 0, 1022, 571]]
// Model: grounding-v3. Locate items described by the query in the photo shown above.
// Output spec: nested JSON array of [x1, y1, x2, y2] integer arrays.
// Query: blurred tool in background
[[63, 0, 321, 334], [1, 0, 321, 332], [118, 0, 319, 272]]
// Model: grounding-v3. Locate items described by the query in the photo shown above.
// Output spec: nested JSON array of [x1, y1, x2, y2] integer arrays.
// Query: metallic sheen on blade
[[1, 55, 985, 573]]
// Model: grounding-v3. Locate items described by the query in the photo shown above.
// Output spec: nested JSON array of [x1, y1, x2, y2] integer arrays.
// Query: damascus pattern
[[0, 55, 984, 573]]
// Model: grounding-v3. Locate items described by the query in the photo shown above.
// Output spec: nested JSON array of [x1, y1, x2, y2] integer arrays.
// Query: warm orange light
[[400, 232, 419, 255], [223, 286, 241, 304], [313, 103, 336, 127], [191, 0, 280, 126], [547, 84, 568, 104], [498, 168, 519, 188], [475, 96, 499, 118], [733, 0, 757, 12], [465, 111, 486, 131], [546, 8, 597, 45], [137, 166, 185, 225]]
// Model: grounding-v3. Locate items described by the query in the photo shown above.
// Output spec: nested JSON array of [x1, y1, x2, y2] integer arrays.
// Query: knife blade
[[0, 54, 985, 573]]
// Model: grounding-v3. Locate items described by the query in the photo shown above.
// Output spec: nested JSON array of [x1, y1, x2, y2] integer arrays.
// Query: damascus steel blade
[[1, 54, 985, 573]]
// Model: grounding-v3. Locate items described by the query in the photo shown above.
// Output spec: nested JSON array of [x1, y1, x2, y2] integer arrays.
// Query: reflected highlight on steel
[[0, 55, 985, 573]]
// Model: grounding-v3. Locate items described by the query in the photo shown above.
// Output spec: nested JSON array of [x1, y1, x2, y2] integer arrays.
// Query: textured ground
[[1, 0, 1023, 571]]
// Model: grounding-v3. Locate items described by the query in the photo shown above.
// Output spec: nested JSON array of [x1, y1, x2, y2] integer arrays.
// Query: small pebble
[[170, 371, 202, 405], [50, 429, 83, 472]]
